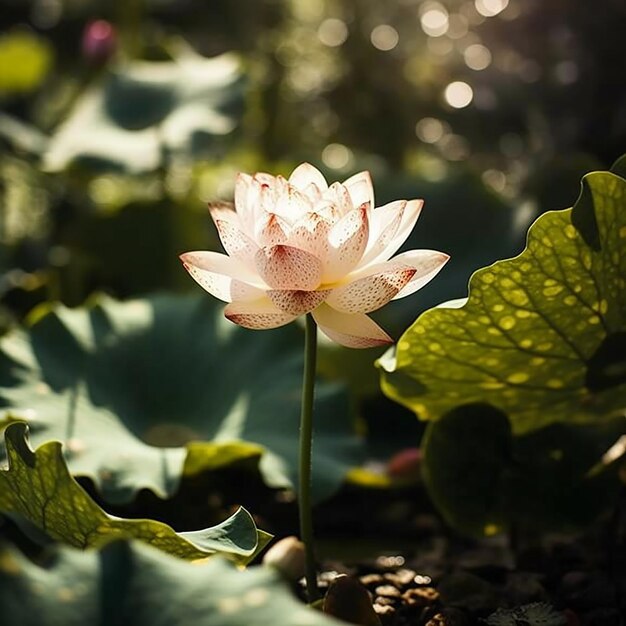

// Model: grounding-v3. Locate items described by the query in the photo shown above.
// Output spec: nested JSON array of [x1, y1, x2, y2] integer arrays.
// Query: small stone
[[374, 585, 401, 598], [262, 536, 306, 582], [373, 604, 396, 616], [374, 596, 395, 606], [383, 568, 417, 588], [323, 575, 381, 626], [360, 574, 385, 588], [426, 612, 448, 626], [426, 608, 470, 626], [403, 586, 440, 606]]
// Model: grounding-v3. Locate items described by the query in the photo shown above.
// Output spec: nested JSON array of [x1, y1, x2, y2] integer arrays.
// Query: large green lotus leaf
[[380, 170, 626, 434], [0, 540, 343, 626], [0, 423, 269, 563], [43, 50, 244, 174], [0, 294, 362, 503], [422, 404, 624, 535]]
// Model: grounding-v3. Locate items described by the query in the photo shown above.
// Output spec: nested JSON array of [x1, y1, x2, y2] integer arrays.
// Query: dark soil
[[303, 500, 626, 626]]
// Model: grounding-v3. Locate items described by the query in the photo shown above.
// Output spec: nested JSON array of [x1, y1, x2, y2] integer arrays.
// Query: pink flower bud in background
[[386, 447, 422, 480], [81, 20, 117, 65]]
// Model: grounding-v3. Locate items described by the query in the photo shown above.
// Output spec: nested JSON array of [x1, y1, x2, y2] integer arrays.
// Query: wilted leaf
[[0, 294, 362, 503], [380, 170, 626, 434], [0, 423, 269, 563], [0, 540, 343, 626]]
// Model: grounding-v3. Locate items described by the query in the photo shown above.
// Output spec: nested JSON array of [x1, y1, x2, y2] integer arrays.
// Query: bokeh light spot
[[370, 25, 399, 51], [444, 81, 473, 108], [464, 44, 492, 70], [420, 6, 449, 37], [318, 19, 348, 47], [475, 0, 510, 17], [415, 117, 445, 143], [322, 143, 353, 169]]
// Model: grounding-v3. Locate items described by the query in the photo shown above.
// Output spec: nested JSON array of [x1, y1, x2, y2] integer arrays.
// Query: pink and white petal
[[253, 172, 277, 186], [180, 251, 265, 302], [300, 182, 323, 203], [255, 245, 323, 291], [289, 162, 328, 192], [247, 175, 283, 227], [322, 182, 354, 216], [325, 266, 417, 313], [391, 250, 450, 300], [381, 199, 424, 261], [224, 297, 298, 330], [213, 219, 259, 267], [234, 173, 255, 234], [267, 289, 331, 316], [289, 211, 331, 260], [324, 204, 369, 283], [208, 201, 238, 225], [234, 173, 252, 210], [274, 184, 312, 222], [312, 201, 342, 226], [255, 211, 290, 247], [359, 199, 424, 268], [348, 248, 449, 288], [312, 304, 393, 349], [343, 171, 374, 209], [359, 200, 406, 266]]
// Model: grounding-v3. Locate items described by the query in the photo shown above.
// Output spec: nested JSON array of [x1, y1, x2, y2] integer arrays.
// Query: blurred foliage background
[[1, 0, 625, 327], [0, 0, 625, 547]]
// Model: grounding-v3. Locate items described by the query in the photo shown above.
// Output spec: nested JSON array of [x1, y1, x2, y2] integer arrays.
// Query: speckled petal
[[255, 245, 323, 290], [224, 298, 298, 329], [289, 162, 328, 192], [326, 266, 416, 313], [208, 201, 237, 225], [274, 183, 312, 222], [312, 304, 393, 348], [289, 212, 331, 261], [365, 199, 423, 265], [391, 250, 450, 300], [180, 251, 264, 302], [213, 218, 259, 267], [267, 289, 331, 316], [324, 204, 369, 282], [256, 211, 290, 248], [322, 182, 354, 216], [343, 171, 374, 209], [360, 200, 406, 266], [234, 173, 255, 234]]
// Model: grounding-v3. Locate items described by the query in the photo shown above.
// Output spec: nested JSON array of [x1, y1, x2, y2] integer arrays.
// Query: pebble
[[375, 585, 402, 599], [384, 568, 417, 588], [403, 586, 440, 606]]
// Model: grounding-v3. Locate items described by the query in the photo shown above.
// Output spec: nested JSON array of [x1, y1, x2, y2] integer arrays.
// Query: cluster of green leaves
[[0, 423, 269, 563], [0, 288, 371, 626], [0, 539, 343, 626], [0, 293, 363, 505], [380, 162, 626, 534], [43, 49, 245, 174]]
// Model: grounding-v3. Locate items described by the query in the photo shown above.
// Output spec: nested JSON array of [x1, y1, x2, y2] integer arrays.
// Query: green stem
[[299, 313, 319, 603]]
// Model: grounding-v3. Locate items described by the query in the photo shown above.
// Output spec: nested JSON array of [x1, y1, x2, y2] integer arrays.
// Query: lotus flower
[[180, 163, 449, 348]]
